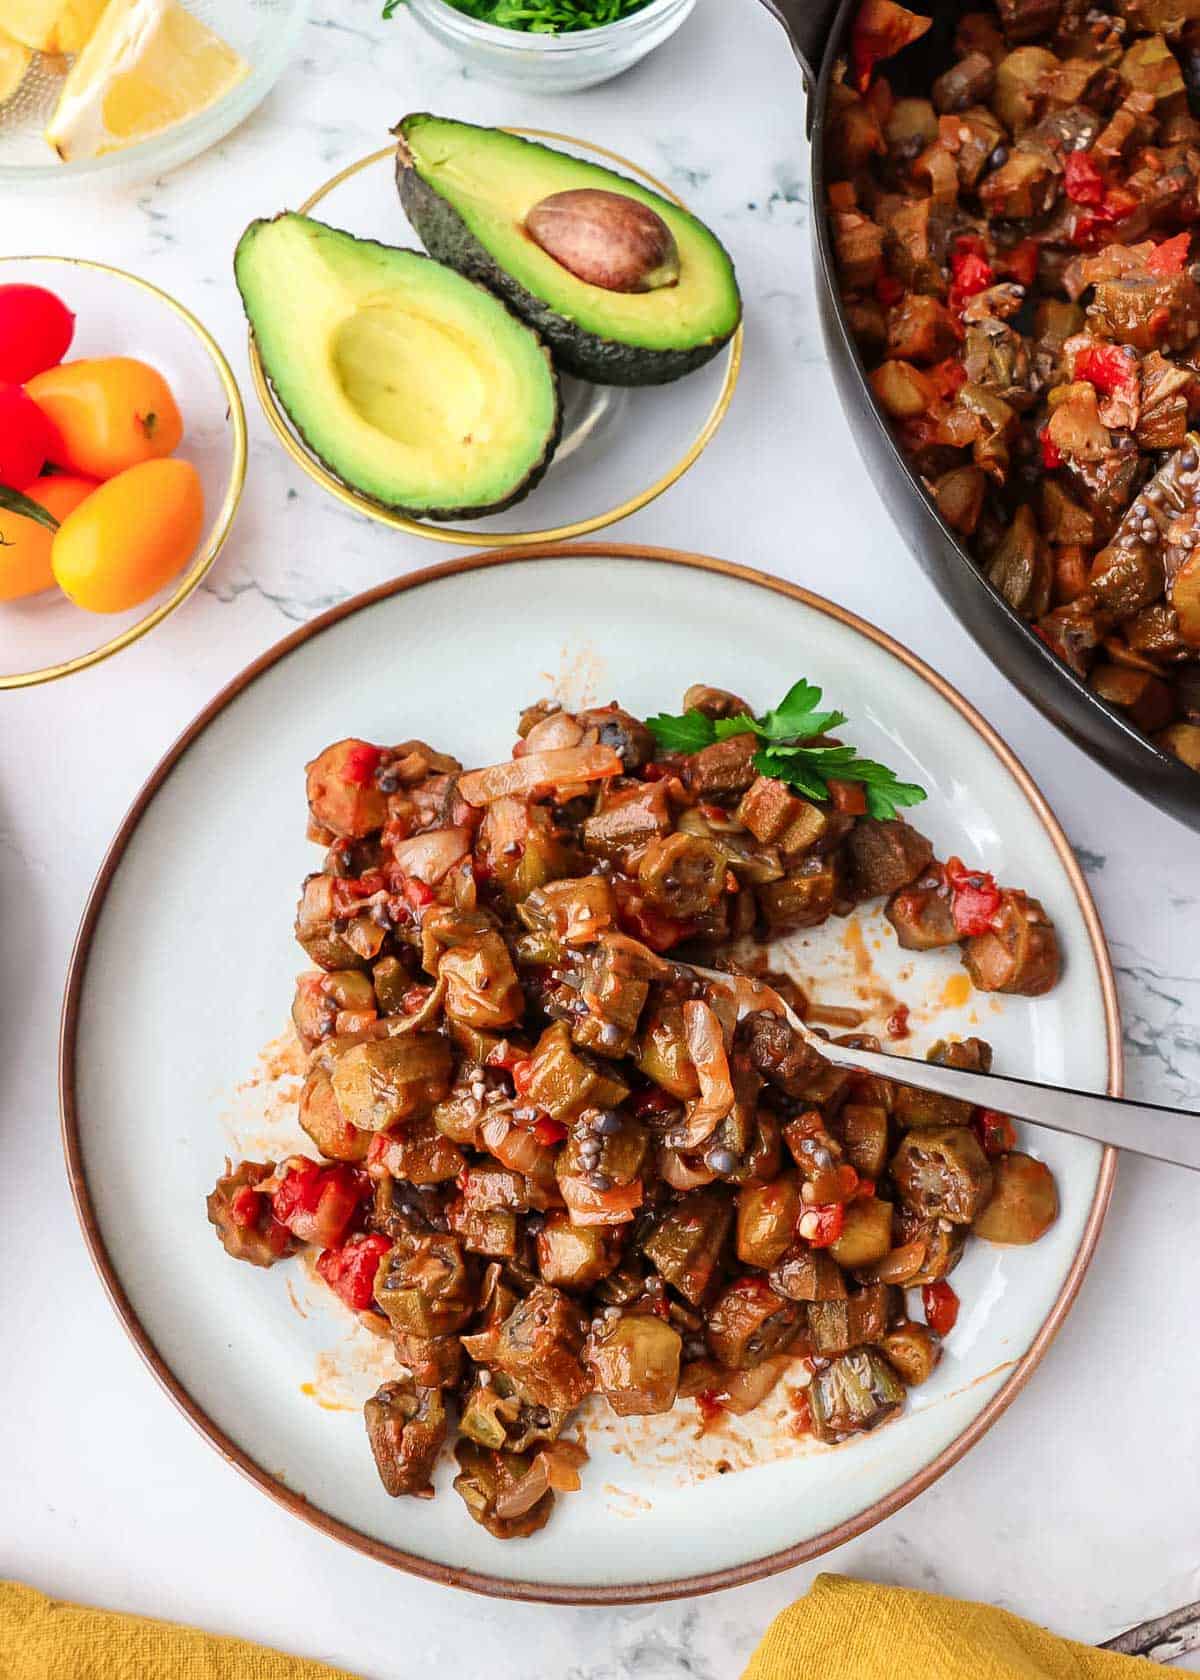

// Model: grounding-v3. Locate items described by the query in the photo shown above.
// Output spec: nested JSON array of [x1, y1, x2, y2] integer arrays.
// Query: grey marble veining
[[4, 0, 1200, 1673]]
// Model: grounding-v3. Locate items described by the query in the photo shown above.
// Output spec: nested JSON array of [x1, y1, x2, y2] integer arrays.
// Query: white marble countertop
[[5, 0, 1200, 1672]]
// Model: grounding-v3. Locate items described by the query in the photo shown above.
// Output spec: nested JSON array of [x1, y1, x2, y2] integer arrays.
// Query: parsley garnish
[[382, 0, 656, 28], [646, 679, 927, 822]]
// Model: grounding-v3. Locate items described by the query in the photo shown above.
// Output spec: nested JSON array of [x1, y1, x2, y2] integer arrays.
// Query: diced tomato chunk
[[695, 1389, 724, 1425], [532, 1117, 567, 1147], [613, 878, 694, 952], [797, 1202, 846, 1248], [1147, 232, 1190, 277], [316, 1232, 391, 1312], [230, 1185, 264, 1229], [974, 1108, 1017, 1158], [944, 855, 1003, 937], [886, 1003, 911, 1040], [343, 743, 381, 787], [1063, 150, 1104, 206], [923, 1279, 960, 1336], [1075, 344, 1135, 396], [272, 1160, 367, 1248], [1039, 428, 1063, 470], [874, 270, 905, 308], [851, 0, 931, 93], [511, 1058, 535, 1097], [789, 1388, 813, 1436], [853, 1177, 878, 1202], [949, 236, 994, 312], [1071, 188, 1138, 249]]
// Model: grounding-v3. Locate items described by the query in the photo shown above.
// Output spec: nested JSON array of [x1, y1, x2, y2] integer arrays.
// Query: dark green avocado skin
[[396, 143, 740, 389], [235, 215, 563, 524]]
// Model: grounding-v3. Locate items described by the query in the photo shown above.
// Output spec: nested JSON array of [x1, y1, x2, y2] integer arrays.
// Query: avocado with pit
[[395, 114, 742, 387], [234, 212, 562, 521]]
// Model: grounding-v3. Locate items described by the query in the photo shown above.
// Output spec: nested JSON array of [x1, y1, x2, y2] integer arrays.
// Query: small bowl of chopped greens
[[393, 0, 697, 93]]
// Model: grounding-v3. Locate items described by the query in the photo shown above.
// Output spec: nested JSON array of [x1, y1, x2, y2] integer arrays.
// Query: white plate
[[61, 546, 1119, 1601]]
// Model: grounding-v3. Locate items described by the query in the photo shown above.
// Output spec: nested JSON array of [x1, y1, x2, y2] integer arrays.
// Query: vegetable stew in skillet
[[826, 0, 1200, 774]]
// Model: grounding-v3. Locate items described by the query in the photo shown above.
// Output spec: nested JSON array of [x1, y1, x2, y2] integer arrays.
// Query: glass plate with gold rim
[[0, 257, 246, 689], [248, 130, 743, 547]]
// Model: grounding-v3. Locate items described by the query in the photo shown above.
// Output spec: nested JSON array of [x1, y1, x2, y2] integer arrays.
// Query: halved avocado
[[395, 114, 742, 387], [234, 212, 562, 521]]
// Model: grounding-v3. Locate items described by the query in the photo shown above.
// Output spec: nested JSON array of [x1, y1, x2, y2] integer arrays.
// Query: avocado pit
[[524, 189, 681, 294]]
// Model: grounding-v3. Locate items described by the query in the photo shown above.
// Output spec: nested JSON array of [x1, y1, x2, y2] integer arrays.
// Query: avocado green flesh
[[234, 213, 561, 519], [396, 115, 742, 387]]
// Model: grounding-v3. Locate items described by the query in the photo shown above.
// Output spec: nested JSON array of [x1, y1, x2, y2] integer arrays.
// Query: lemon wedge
[[45, 0, 248, 161], [0, 0, 106, 54], [0, 28, 32, 102]]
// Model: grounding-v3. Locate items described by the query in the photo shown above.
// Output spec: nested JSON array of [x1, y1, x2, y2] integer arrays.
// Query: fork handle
[[813, 1036, 1200, 1173]]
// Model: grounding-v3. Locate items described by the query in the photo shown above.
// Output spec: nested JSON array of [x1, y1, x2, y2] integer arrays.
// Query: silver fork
[[687, 965, 1200, 1172]]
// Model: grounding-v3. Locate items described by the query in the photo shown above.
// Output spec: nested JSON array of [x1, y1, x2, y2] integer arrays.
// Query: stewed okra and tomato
[[829, 0, 1200, 770], [208, 681, 1061, 1539]]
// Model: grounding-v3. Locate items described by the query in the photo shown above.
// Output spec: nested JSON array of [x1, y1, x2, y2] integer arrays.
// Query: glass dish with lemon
[[0, 0, 304, 185]]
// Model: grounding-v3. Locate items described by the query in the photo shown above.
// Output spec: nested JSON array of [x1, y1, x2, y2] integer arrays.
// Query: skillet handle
[[753, 0, 843, 132]]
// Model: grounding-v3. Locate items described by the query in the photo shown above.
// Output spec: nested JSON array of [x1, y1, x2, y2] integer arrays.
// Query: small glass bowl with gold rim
[[0, 257, 246, 689]]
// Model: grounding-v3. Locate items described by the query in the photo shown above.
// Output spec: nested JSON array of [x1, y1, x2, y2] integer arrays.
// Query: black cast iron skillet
[[757, 0, 1200, 832]]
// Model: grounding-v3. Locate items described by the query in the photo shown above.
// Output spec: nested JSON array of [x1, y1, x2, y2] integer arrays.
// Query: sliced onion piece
[[657, 1146, 717, 1192], [459, 745, 622, 806], [384, 975, 446, 1036], [492, 1441, 589, 1522], [859, 1237, 929, 1285], [389, 827, 472, 884], [669, 1000, 735, 1150], [480, 1109, 547, 1176], [522, 711, 586, 753], [560, 1172, 643, 1225]]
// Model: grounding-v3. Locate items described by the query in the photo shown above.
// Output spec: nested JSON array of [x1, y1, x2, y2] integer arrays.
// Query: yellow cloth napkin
[[1, 1583, 362, 1680], [744, 1575, 1145, 1679], [4, 1575, 1148, 1679]]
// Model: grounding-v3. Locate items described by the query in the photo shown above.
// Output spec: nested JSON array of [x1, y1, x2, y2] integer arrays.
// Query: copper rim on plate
[[247, 134, 743, 547], [59, 543, 1121, 1602], [0, 255, 247, 691]]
